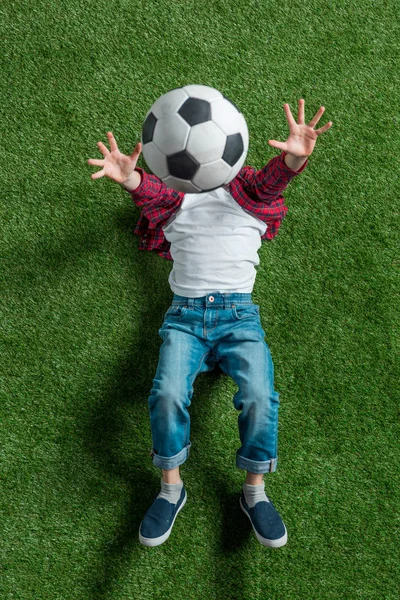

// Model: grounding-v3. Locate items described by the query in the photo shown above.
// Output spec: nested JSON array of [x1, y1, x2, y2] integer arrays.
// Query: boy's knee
[[149, 382, 190, 411]]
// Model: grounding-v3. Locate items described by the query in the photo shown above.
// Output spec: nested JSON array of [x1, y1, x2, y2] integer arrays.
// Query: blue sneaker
[[139, 487, 187, 547], [240, 492, 288, 548]]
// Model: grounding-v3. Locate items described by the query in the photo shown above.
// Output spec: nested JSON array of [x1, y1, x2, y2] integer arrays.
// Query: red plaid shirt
[[127, 151, 308, 260]]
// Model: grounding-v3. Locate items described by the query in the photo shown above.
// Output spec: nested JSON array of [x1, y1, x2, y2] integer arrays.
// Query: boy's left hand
[[268, 99, 332, 157]]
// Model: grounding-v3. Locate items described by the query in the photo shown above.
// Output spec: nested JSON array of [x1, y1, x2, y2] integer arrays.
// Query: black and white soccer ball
[[141, 84, 249, 193]]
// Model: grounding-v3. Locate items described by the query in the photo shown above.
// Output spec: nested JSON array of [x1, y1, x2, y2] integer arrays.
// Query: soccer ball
[[141, 84, 249, 193]]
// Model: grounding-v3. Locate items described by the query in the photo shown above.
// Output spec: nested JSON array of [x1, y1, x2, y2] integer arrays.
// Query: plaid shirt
[[127, 151, 308, 260]]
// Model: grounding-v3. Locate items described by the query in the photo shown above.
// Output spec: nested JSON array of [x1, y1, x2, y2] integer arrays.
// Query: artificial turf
[[1, 0, 399, 598]]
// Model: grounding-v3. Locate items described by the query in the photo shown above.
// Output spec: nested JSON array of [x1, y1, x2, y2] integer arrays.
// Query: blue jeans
[[148, 292, 280, 474]]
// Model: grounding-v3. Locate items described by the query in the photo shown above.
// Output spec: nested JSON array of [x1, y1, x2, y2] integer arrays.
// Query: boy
[[88, 98, 332, 548]]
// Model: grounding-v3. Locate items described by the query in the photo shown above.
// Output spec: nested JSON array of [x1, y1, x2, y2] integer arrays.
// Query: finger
[[283, 103, 297, 128], [91, 169, 105, 180], [308, 106, 325, 129], [298, 98, 305, 124], [97, 141, 110, 156], [107, 131, 118, 153], [315, 121, 333, 135], [130, 142, 142, 159], [268, 139, 288, 152], [87, 158, 105, 167]]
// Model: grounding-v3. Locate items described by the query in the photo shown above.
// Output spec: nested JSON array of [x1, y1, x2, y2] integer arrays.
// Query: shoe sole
[[139, 490, 187, 547], [239, 497, 288, 548]]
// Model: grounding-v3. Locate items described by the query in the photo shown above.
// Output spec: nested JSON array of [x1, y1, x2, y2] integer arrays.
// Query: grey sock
[[243, 483, 269, 508], [157, 478, 183, 504]]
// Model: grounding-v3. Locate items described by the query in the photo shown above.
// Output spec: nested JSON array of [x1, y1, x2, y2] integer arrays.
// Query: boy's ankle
[[162, 477, 183, 485], [162, 468, 181, 484]]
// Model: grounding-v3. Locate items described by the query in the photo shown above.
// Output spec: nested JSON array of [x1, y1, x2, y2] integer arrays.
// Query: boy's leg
[[148, 325, 214, 470], [215, 305, 287, 547], [217, 333, 280, 473], [245, 472, 264, 485], [162, 466, 181, 483], [139, 302, 215, 547]]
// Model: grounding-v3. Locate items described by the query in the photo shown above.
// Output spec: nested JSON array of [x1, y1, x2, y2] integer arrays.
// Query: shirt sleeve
[[243, 152, 308, 204], [127, 167, 182, 209]]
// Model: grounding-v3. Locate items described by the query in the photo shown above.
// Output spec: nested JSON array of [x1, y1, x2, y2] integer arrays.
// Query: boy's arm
[[244, 99, 332, 202], [121, 169, 142, 191], [121, 166, 182, 210], [238, 151, 308, 205]]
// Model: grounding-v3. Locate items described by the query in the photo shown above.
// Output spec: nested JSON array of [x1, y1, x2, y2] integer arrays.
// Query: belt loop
[[188, 298, 194, 308], [223, 293, 229, 309]]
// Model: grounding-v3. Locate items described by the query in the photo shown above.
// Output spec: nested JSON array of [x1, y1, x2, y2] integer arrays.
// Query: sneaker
[[240, 492, 288, 548], [139, 487, 187, 547]]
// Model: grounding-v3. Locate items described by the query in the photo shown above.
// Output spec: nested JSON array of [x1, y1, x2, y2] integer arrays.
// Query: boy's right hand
[[88, 132, 142, 185]]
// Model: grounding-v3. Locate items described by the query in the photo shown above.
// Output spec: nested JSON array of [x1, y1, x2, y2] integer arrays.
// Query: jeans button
[[209, 295, 214, 302]]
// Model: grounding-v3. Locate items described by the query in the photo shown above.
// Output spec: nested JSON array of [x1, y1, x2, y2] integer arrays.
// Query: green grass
[[1, 0, 399, 598]]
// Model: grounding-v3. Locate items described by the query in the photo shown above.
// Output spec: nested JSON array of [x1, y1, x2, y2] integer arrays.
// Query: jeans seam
[[203, 310, 219, 337]]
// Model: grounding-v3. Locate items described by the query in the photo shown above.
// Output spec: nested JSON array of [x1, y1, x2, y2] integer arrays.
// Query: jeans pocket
[[231, 304, 260, 321], [165, 305, 189, 319]]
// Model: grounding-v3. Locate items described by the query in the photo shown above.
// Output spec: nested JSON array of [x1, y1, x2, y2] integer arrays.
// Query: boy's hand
[[88, 132, 142, 184], [268, 99, 332, 158]]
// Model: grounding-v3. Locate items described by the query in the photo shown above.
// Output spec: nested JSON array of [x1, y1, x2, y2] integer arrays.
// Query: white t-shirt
[[162, 186, 267, 298]]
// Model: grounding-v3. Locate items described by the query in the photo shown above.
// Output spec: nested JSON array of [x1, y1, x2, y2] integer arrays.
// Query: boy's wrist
[[121, 170, 141, 192], [283, 153, 308, 173]]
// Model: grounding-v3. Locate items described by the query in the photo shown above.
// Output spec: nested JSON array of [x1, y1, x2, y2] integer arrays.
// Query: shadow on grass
[[79, 207, 252, 599], [5, 197, 253, 598]]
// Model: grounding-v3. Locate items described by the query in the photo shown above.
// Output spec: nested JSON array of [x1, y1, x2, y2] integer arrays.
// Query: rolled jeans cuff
[[236, 451, 278, 473], [150, 442, 192, 470]]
